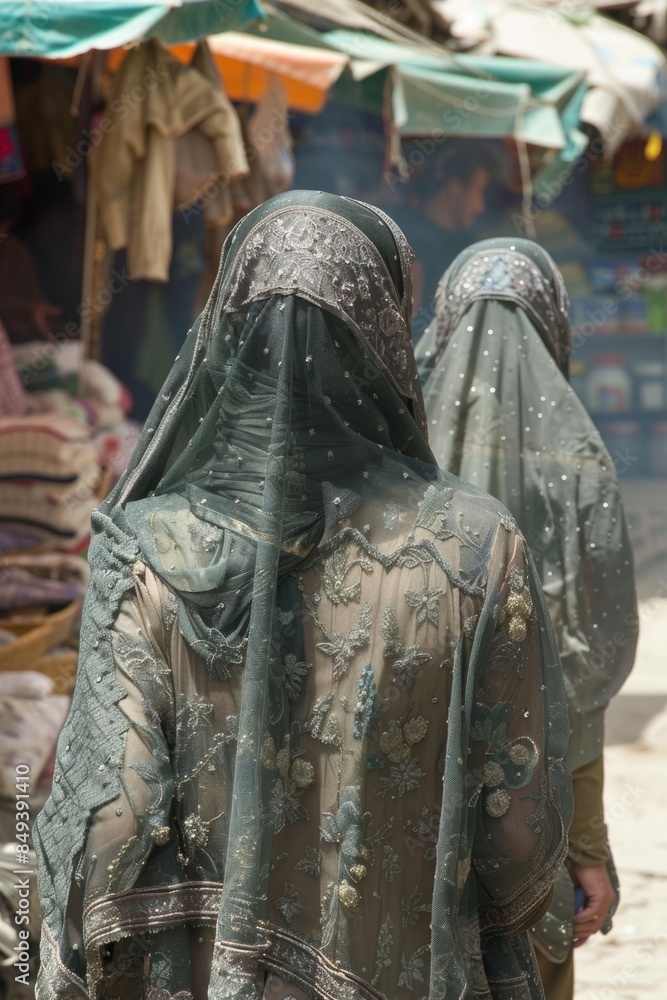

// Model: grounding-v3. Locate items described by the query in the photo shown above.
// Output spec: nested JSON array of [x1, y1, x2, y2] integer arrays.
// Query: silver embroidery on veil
[[209, 205, 426, 436]]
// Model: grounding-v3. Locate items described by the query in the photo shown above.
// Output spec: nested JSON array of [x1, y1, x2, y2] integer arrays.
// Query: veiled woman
[[35, 196, 570, 1000], [416, 238, 637, 1000]]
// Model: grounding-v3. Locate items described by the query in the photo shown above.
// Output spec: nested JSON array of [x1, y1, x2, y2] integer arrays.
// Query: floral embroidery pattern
[[278, 654, 312, 704], [405, 587, 446, 628], [416, 484, 454, 534], [307, 694, 342, 746], [402, 887, 432, 929], [320, 786, 375, 922], [375, 756, 425, 799], [268, 780, 308, 832], [398, 948, 428, 991], [382, 845, 401, 883], [377, 716, 429, 764], [320, 547, 373, 606], [190, 628, 247, 680], [416, 806, 439, 862], [262, 736, 314, 831], [354, 663, 383, 740], [497, 574, 534, 651], [316, 601, 374, 680], [487, 633, 524, 678], [176, 696, 213, 739], [382, 605, 432, 690], [295, 846, 322, 876], [275, 883, 304, 925], [372, 914, 393, 985], [471, 702, 540, 819]]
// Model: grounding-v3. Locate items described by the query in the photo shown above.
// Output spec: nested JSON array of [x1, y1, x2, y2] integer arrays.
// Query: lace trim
[[434, 247, 570, 375], [218, 205, 426, 435], [83, 881, 223, 949], [259, 926, 388, 1000], [35, 924, 89, 1000], [478, 808, 568, 938], [486, 975, 532, 1000], [351, 198, 414, 327]]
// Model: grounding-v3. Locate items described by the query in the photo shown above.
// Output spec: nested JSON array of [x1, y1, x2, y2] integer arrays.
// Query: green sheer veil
[[416, 237, 637, 768], [117, 191, 431, 996], [35, 190, 436, 994]]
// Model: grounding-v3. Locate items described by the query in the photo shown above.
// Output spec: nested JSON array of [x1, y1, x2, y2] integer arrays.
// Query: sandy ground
[[574, 598, 667, 1000], [575, 479, 667, 1000]]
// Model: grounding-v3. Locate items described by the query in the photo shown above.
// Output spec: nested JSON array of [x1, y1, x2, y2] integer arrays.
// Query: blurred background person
[[383, 140, 501, 320], [0, 180, 61, 342]]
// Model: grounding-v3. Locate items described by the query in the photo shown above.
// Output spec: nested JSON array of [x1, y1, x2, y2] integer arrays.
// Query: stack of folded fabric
[[0, 671, 68, 968], [12, 340, 133, 430], [0, 413, 102, 551], [0, 320, 28, 418], [0, 670, 71, 797], [0, 553, 88, 612]]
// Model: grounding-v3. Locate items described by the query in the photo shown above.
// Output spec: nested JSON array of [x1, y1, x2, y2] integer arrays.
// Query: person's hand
[[30, 301, 62, 338], [570, 863, 616, 948]]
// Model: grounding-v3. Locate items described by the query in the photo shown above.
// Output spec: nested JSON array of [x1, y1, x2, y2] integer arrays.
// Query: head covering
[[431, 237, 571, 377], [35, 205, 570, 1000], [417, 237, 637, 769]]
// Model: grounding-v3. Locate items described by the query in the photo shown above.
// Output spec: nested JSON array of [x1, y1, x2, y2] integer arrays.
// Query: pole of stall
[[80, 158, 98, 363], [75, 51, 105, 367]]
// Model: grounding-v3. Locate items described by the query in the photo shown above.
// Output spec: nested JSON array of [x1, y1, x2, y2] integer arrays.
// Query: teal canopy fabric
[[0, 0, 264, 59], [239, 9, 588, 157], [322, 31, 587, 152]]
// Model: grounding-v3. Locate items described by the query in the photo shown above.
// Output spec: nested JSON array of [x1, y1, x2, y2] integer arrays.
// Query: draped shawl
[[417, 237, 637, 769], [35, 201, 570, 1000]]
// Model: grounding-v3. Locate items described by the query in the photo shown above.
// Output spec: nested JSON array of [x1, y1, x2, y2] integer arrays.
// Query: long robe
[[35, 198, 571, 1000], [416, 237, 637, 970]]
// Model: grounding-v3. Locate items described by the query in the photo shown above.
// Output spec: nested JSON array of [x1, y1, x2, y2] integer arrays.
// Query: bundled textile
[[0, 319, 28, 418], [0, 671, 70, 796], [0, 553, 89, 612], [0, 414, 103, 550], [12, 339, 132, 430], [35, 193, 571, 1000]]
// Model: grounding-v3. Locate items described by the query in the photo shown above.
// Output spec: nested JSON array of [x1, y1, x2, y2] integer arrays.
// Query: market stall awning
[[434, 0, 667, 154], [317, 29, 587, 151], [172, 31, 349, 111], [0, 0, 264, 59], [593, 0, 667, 46]]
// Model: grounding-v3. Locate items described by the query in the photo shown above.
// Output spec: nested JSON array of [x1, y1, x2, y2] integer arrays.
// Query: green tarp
[[0, 0, 264, 59], [243, 9, 588, 165], [322, 30, 587, 152]]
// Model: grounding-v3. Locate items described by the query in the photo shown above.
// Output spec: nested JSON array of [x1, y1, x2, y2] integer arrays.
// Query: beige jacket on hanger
[[97, 39, 249, 282]]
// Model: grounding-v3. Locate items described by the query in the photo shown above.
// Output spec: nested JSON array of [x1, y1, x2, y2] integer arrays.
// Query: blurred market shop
[[0, 1, 666, 462]]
